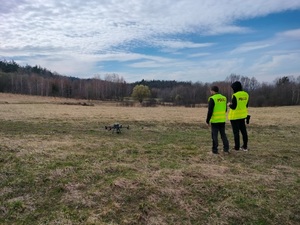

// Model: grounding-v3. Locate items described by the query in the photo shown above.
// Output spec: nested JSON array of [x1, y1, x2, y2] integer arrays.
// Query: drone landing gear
[[105, 123, 129, 134]]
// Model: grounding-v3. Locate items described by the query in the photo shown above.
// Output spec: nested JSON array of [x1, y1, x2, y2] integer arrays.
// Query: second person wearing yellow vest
[[228, 81, 249, 151]]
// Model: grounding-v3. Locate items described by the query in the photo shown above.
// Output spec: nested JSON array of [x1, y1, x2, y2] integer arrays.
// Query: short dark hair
[[211, 86, 219, 92]]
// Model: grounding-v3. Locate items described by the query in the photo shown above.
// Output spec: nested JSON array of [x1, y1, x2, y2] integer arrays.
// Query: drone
[[105, 123, 129, 134]]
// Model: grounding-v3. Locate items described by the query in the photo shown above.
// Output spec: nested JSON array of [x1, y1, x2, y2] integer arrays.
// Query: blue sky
[[1, 0, 300, 83]]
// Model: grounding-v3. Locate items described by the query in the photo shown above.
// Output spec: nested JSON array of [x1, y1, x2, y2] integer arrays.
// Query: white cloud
[[2, 0, 299, 53], [276, 28, 300, 40], [188, 53, 211, 58], [250, 52, 300, 75], [152, 40, 214, 49], [231, 43, 272, 54], [0, 0, 300, 82]]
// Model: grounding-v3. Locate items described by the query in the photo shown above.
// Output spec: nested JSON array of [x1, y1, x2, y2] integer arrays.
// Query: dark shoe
[[212, 151, 219, 154]]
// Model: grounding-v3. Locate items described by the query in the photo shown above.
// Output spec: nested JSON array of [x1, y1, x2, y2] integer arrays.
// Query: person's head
[[231, 81, 242, 93], [210, 86, 219, 94]]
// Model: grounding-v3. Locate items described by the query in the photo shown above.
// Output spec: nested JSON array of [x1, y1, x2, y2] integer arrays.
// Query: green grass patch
[[1, 110, 300, 224]]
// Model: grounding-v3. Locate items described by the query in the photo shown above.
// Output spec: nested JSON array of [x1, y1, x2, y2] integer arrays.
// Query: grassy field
[[1, 93, 300, 225]]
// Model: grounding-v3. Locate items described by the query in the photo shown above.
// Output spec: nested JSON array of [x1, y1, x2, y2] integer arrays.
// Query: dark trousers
[[211, 123, 229, 153], [230, 119, 248, 150]]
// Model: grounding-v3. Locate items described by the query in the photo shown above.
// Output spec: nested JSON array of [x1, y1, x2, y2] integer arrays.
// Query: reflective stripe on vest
[[228, 91, 249, 120], [209, 94, 227, 123]]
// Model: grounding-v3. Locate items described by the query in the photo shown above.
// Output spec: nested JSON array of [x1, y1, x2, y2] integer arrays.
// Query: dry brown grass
[[1, 93, 299, 126]]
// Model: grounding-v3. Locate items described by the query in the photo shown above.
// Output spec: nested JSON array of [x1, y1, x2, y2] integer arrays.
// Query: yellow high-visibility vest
[[209, 94, 227, 123], [228, 91, 249, 120]]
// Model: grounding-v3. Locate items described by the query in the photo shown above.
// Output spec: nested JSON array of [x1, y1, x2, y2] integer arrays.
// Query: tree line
[[1, 60, 299, 107]]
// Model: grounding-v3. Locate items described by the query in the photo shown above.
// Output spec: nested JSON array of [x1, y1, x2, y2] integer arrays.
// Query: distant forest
[[1, 60, 299, 107]]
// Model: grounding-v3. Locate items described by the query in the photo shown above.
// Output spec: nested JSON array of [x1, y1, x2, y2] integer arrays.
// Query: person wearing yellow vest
[[228, 81, 249, 151], [206, 86, 229, 154]]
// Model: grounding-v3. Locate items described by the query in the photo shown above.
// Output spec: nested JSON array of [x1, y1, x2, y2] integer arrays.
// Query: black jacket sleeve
[[229, 95, 237, 109], [206, 98, 215, 124]]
